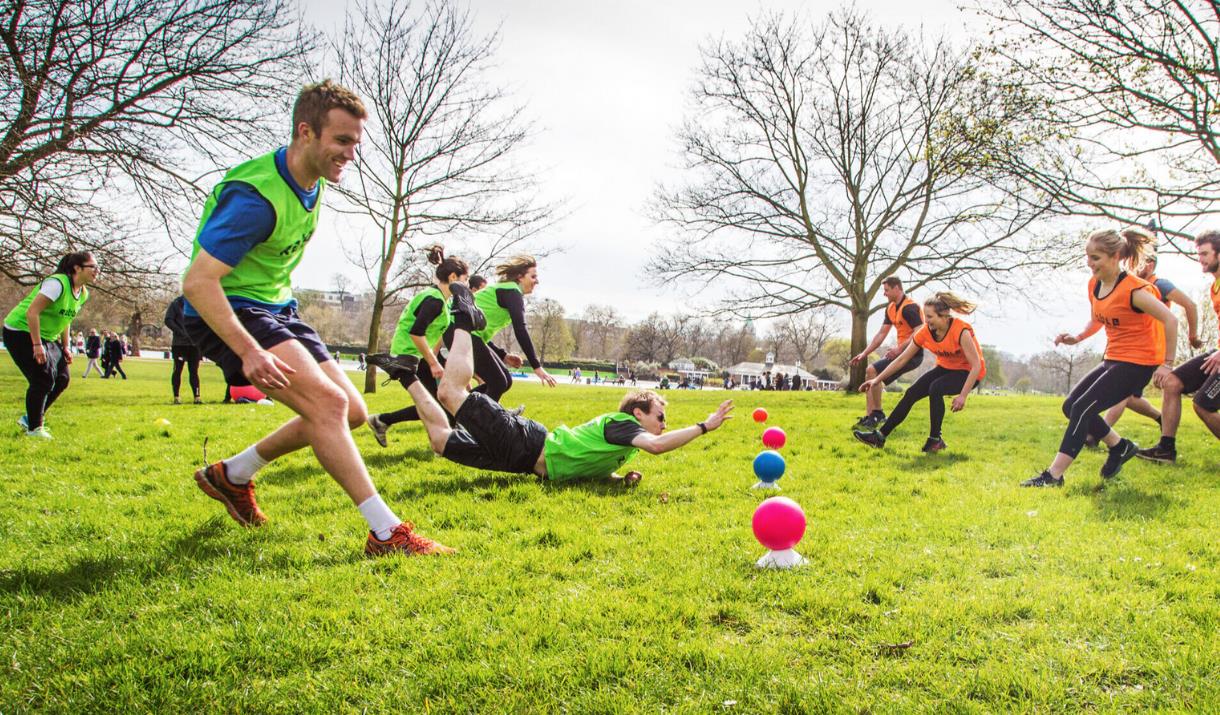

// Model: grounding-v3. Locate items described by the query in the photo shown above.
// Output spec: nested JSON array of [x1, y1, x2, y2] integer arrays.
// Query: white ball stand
[[750, 480, 781, 490], [755, 548, 808, 569]]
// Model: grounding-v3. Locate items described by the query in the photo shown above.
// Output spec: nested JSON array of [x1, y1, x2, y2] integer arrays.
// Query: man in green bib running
[[378, 282, 734, 482], [181, 80, 451, 557]]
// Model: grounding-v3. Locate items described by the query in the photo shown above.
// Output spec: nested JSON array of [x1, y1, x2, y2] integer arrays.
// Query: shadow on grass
[[1090, 485, 1175, 521], [387, 469, 638, 500], [0, 517, 358, 604], [897, 452, 971, 471]]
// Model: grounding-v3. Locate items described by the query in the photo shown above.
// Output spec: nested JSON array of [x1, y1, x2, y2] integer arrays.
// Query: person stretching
[[1136, 230, 1220, 463], [850, 276, 925, 429], [853, 292, 985, 453], [1022, 228, 1178, 487], [379, 282, 734, 484], [365, 245, 462, 446]]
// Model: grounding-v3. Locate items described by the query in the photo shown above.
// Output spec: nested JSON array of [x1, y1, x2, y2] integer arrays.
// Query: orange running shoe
[[365, 522, 455, 556], [194, 461, 268, 526]]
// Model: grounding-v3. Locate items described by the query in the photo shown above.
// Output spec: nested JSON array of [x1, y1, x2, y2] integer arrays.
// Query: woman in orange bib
[[854, 292, 985, 453], [1022, 228, 1178, 487]]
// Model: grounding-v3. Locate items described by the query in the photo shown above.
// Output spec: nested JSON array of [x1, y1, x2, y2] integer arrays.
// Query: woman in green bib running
[[3, 252, 99, 438], [366, 245, 467, 446], [442, 254, 557, 402]]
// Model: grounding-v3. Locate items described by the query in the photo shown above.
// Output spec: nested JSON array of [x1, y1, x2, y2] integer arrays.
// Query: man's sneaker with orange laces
[[365, 522, 455, 556], [194, 461, 268, 526]]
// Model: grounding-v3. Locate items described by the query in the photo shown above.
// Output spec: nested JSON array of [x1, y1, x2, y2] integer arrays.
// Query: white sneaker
[[25, 426, 52, 439], [367, 414, 389, 447]]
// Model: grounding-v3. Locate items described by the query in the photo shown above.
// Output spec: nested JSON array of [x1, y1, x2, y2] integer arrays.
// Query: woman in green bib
[[442, 254, 557, 404], [3, 252, 98, 438], [366, 245, 467, 446]]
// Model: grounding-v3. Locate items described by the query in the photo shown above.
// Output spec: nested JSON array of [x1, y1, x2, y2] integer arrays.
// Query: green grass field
[[2, 357, 1218, 712]]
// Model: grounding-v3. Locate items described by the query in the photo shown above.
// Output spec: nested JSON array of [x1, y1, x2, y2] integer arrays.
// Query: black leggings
[[1058, 360, 1156, 458], [880, 366, 974, 439], [171, 355, 201, 398], [380, 355, 444, 426], [3, 327, 70, 429], [104, 356, 126, 379], [443, 327, 512, 402]]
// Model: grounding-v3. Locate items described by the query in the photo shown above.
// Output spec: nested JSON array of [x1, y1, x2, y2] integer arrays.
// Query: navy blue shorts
[[443, 392, 548, 475], [872, 348, 925, 385], [184, 306, 331, 387]]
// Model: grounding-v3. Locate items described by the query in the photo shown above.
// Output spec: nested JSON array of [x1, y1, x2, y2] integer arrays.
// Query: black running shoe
[[448, 282, 486, 332], [852, 429, 885, 448], [366, 353, 419, 380], [1020, 471, 1063, 488], [1135, 444, 1176, 465], [921, 437, 947, 453], [1100, 438, 1138, 479]]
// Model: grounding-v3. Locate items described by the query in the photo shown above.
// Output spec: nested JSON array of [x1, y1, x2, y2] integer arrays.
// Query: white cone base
[[756, 548, 808, 569], [750, 480, 781, 490]]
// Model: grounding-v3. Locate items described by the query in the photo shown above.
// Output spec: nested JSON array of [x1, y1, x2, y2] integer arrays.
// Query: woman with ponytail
[[854, 291, 986, 453], [3, 251, 99, 438], [365, 245, 468, 446], [1022, 228, 1179, 487], [444, 254, 557, 405]]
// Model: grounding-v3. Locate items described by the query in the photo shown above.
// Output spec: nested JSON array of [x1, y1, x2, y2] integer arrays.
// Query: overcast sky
[[290, 0, 1216, 358]]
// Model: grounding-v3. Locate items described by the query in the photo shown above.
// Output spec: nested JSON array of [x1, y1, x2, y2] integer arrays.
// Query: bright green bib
[[473, 281, 522, 342], [543, 412, 641, 481], [5, 274, 88, 341], [187, 151, 324, 305], [391, 287, 451, 356]]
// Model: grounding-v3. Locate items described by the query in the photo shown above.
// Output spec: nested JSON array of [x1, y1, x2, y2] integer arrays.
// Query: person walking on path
[[82, 328, 102, 378], [103, 331, 127, 379], [182, 79, 451, 557], [3, 251, 98, 438]]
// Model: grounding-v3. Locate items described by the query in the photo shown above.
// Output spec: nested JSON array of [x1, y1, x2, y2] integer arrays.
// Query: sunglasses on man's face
[[654, 412, 666, 423]]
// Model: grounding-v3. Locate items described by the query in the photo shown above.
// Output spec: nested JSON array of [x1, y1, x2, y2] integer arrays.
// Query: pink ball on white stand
[[752, 496, 809, 569]]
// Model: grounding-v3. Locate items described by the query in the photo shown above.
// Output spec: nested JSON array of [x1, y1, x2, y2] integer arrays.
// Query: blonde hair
[[1088, 227, 1155, 271], [495, 255, 537, 283], [925, 291, 977, 316], [619, 389, 667, 416]]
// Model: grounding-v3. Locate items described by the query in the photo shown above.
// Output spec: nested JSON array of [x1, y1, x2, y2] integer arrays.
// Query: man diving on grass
[[375, 276, 735, 484]]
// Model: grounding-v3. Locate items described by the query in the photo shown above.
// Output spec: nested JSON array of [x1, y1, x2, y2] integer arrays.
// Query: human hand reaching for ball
[[703, 400, 734, 431]]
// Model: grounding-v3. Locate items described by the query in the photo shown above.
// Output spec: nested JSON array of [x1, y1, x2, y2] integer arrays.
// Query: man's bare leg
[[1127, 396, 1161, 421], [250, 358, 369, 463], [405, 380, 456, 454], [437, 327, 475, 415], [1194, 402, 1220, 439], [864, 365, 882, 414], [1158, 375, 1185, 440]]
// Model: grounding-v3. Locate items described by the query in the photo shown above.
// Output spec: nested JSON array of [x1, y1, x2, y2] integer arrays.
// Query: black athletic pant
[[3, 327, 70, 430], [880, 366, 974, 439], [104, 356, 126, 379], [1058, 360, 1157, 458], [380, 355, 446, 426], [170, 347, 201, 399], [443, 327, 512, 402]]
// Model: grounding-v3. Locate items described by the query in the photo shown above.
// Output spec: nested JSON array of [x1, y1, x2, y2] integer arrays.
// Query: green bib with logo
[[5, 274, 88, 340], [391, 287, 451, 356], [473, 281, 522, 343], [187, 151, 324, 305], [543, 412, 641, 481]]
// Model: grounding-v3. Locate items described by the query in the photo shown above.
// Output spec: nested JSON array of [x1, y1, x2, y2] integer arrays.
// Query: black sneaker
[[921, 437, 947, 453], [853, 413, 872, 428], [448, 283, 486, 332], [852, 429, 885, 448], [1020, 471, 1063, 488], [366, 353, 419, 380], [1135, 444, 1176, 465], [1100, 438, 1138, 479]]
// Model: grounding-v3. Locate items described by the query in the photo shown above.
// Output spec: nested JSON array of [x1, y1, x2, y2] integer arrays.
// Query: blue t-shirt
[[1153, 278, 1175, 306], [184, 148, 320, 317]]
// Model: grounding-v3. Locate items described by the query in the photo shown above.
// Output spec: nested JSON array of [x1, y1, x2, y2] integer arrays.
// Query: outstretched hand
[[858, 379, 877, 393], [1054, 332, 1078, 346], [703, 400, 734, 431], [535, 367, 557, 387]]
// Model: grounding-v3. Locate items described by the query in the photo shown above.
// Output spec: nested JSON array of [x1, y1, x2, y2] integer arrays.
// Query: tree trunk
[[127, 311, 143, 355], [848, 306, 869, 391], [363, 258, 394, 393]]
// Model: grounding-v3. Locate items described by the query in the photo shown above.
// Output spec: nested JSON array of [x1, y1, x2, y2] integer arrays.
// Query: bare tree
[[779, 308, 835, 368], [0, 0, 312, 290], [979, 0, 1220, 247], [580, 304, 624, 360], [714, 320, 758, 368], [330, 0, 553, 392], [623, 314, 665, 363], [526, 298, 573, 363], [1031, 345, 1099, 395], [651, 10, 1057, 387]]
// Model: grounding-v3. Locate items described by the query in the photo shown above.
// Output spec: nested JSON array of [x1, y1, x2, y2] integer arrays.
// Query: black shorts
[[443, 392, 548, 474], [183, 306, 331, 386], [872, 348, 925, 385], [1173, 351, 1220, 412], [171, 344, 201, 362]]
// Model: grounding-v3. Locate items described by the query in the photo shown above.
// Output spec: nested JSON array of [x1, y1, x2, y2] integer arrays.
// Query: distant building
[[726, 361, 837, 390]]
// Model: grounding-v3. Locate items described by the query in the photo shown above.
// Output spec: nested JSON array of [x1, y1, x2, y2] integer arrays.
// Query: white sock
[[358, 494, 400, 540], [223, 444, 269, 485]]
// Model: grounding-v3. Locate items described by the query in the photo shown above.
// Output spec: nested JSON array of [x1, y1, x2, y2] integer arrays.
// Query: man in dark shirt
[[164, 296, 203, 404]]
